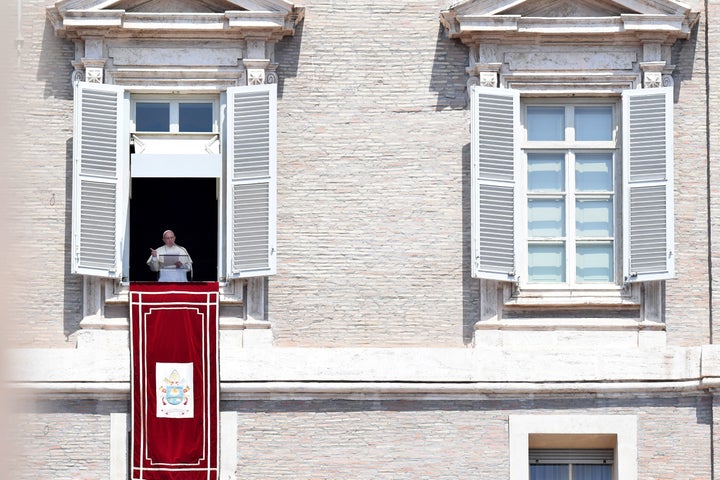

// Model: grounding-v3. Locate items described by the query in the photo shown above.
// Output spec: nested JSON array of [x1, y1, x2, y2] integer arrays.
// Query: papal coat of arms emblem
[[156, 362, 194, 418]]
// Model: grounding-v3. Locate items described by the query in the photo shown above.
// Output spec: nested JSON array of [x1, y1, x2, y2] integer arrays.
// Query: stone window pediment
[[444, 0, 694, 17], [47, 0, 304, 87], [48, 0, 302, 36], [441, 0, 697, 40], [115, 0, 247, 14], [440, 0, 698, 93]]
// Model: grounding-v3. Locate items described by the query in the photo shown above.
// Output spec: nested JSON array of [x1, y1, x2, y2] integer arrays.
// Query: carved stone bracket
[[640, 61, 675, 88], [479, 71, 498, 88], [467, 64, 501, 99], [466, 76, 479, 93], [85, 66, 104, 84], [643, 71, 662, 88], [244, 59, 272, 86], [73, 58, 106, 84], [266, 64, 279, 84], [71, 69, 84, 85], [70, 60, 84, 86], [247, 69, 265, 85], [68, 46, 107, 86]]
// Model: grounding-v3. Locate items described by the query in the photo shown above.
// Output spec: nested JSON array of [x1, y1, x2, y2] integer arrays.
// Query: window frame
[[529, 448, 614, 480], [470, 85, 675, 300], [518, 98, 622, 290], [131, 95, 220, 134], [71, 81, 277, 281], [509, 414, 637, 480]]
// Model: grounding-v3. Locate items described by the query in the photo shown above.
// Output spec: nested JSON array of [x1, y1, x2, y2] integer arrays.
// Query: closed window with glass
[[134, 99, 216, 133], [529, 449, 613, 480], [523, 103, 617, 286]]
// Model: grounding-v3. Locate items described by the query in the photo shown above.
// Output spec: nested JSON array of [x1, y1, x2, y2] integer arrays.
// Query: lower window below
[[509, 415, 637, 480], [529, 448, 613, 480]]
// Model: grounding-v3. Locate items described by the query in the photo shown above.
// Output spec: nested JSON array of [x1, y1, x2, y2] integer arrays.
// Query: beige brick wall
[[231, 396, 712, 479], [7, 1, 720, 479], [269, 0, 473, 346], [665, 0, 712, 346], [9, 396, 714, 479], [6, 0, 715, 351], [8, 0, 81, 348], [707, 1, 720, 343], [12, 400, 123, 479]]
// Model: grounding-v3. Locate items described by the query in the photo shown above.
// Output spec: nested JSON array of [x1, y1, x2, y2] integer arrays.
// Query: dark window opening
[[129, 177, 218, 282]]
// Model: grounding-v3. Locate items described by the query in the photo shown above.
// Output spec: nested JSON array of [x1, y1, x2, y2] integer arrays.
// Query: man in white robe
[[146, 230, 193, 282]]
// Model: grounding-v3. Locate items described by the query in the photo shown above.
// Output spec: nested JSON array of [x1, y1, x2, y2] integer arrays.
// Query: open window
[[71, 82, 277, 282]]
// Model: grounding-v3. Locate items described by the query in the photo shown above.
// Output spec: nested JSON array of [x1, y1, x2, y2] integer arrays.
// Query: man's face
[[163, 232, 176, 248]]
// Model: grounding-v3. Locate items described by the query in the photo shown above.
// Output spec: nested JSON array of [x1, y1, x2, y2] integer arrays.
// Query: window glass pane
[[528, 153, 565, 192], [528, 243, 566, 283], [576, 243, 614, 283], [136, 102, 170, 132], [528, 199, 565, 237], [528, 107, 565, 141], [179, 103, 213, 132], [530, 464, 570, 480], [573, 464, 613, 480], [576, 199, 613, 237], [575, 106, 613, 141], [576, 153, 613, 191]]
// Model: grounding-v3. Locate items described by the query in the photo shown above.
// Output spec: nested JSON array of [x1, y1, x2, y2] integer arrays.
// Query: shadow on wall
[[430, 25, 470, 112], [460, 142, 480, 345], [271, 17, 305, 99], [63, 137, 83, 340], [671, 19, 699, 101], [39, 16, 74, 101]]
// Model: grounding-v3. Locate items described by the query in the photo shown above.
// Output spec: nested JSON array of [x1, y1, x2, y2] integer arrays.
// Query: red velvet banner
[[130, 282, 219, 480]]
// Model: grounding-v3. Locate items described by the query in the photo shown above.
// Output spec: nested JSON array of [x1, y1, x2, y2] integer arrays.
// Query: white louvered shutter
[[226, 84, 277, 278], [622, 87, 674, 282], [470, 86, 520, 281], [71, 82, 128, 278]]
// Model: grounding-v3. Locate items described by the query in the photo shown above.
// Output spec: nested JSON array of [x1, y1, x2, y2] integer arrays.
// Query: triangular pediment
[[441, 0, 697, 42], [449, 0, 692, 17], [50, 0, 295, 15], [503, 0, 635, 17], [47, 0, 303, 39], [113, 0, 243, 14]]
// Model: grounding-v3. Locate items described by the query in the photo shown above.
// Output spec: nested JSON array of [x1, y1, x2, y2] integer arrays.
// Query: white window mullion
[[566, 107, 575, 286], [169, 103, 179, 133], [567, 150, 576, 285]]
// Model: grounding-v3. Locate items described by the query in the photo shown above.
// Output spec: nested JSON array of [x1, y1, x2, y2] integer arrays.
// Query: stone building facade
[[6, 0, 720, 478]]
